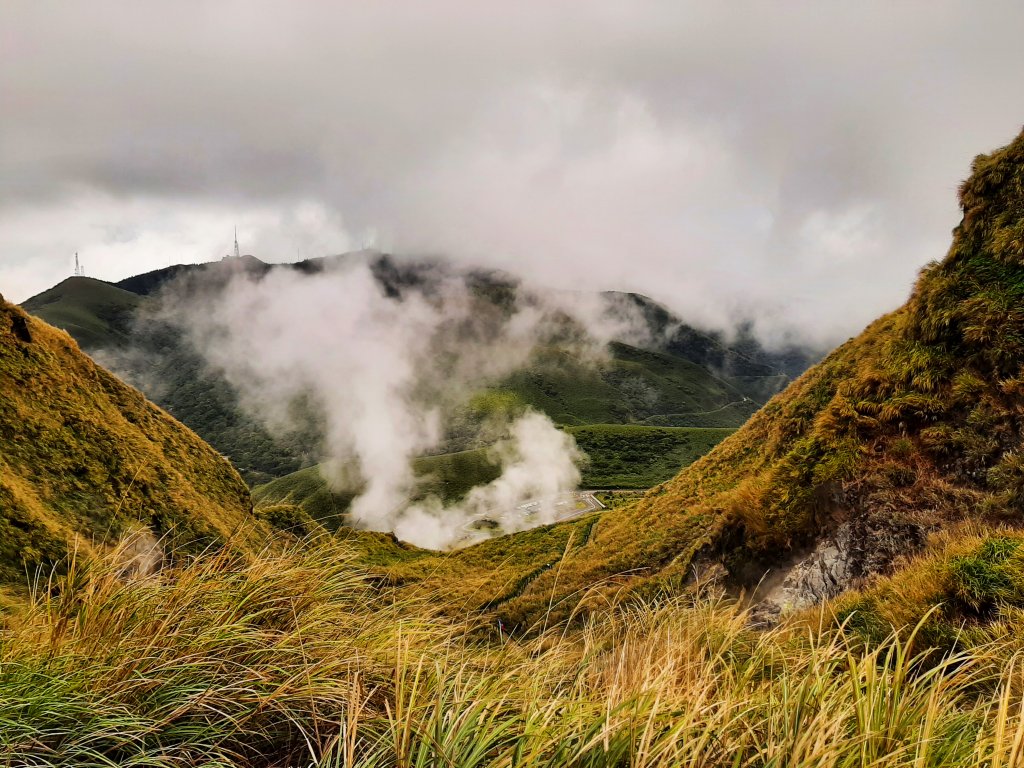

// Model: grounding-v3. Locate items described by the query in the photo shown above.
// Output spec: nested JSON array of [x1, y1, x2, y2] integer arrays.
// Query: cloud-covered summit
[[2, 2, 1023, 344]]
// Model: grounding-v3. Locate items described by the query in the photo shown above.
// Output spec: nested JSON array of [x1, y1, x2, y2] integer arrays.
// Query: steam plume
[[158, 256, 633, 547]]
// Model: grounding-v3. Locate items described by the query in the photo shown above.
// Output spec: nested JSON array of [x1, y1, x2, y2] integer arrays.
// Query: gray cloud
[[1, 1, 1023, 343]]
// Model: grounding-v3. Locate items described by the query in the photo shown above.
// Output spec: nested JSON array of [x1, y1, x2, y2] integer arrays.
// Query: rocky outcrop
[[754, 512, 931, 621]]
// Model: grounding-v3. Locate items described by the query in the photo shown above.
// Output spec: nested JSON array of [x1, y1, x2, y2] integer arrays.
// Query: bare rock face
[[752, 515, 930, 622], [764, 524, 856, 614], [10, 313, 32, 343]]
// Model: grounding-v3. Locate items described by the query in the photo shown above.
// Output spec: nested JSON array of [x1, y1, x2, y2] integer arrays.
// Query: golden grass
[[0, 299, 265, 587], [5, 538, 1024, 766]]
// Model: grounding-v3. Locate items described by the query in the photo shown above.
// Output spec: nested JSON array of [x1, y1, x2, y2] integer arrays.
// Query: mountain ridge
[[22, 256, 817, 485]]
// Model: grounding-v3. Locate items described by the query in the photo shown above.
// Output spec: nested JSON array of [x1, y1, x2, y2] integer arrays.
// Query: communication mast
[[74, 252, 85, 277], [233, 227, 241, 259]]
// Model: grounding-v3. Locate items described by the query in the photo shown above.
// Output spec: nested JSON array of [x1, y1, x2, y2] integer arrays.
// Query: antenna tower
[[74, 252, 84, 277], [233, 227, 241, 260]]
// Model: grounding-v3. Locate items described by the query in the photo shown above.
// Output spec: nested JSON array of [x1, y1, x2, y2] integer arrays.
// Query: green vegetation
[[569, 424, 734, 488], [254, 448, 503, 529], [833, 528, 1024, 651], [413, 447, 504, 500], [253, 465, 355, 529], [21, 277, 141, 349], [7, 539, 1024, 765], [502, 343, 760, 428]]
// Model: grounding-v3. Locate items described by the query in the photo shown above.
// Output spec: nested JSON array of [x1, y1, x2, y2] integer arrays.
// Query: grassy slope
[[252, 466, 353, 528], [0, 298, 263, 591], [503, 344, 759, 428], [253, 447, 506, 530], [373, 128, 1024, 631], [570, 424, 734, 488]]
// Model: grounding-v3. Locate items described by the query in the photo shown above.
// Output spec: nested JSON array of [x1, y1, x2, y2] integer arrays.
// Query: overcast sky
[[1, 2, 1022, 344]]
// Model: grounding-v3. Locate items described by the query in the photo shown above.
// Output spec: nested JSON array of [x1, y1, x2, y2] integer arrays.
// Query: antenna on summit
[[74, 252, 84, 277], [233, 227, 241, 260]]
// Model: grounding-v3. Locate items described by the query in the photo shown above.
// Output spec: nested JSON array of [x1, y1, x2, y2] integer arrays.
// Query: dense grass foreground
[[4, 542, 1024, 766]]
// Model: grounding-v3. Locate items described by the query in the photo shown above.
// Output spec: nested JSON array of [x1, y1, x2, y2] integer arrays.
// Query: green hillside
[[253, 448, 502, 529], [0, 296, 266, 597], [569, 424, 734, 488], [504, 344, 758, 427], [23, 262, 808, 486], [252, 465, 354, 528], [21, 277, 141, 349], [367, 127, 1024, 635]]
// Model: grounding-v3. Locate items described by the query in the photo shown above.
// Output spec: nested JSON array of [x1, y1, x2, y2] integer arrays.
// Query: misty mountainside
[[367, 127, 1024, 637], [23, 254, 815, 489], [0, 296, 268, 600], [23, 268, 317, 482]]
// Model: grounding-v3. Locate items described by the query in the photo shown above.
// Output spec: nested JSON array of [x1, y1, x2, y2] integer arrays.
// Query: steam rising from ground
[[396, 412, 584, 549], [164, 257, 631, 548]]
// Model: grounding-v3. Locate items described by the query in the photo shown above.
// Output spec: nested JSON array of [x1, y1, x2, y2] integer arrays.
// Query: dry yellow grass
[[0, 298, 266, 589], [5, 537, 1024, 766]]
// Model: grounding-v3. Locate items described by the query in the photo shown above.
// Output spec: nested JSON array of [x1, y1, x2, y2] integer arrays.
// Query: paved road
[[550, 490, 605, 521], [455, 490, 606, 547]]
